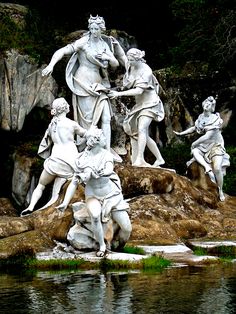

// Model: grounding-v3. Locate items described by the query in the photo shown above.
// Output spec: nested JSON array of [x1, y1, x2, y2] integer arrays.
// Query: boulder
[[0, 164, 236, 259]]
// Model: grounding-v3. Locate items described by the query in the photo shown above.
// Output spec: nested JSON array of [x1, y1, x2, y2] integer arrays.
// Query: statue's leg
[[21, 183, 45, 214], [192, 148, 212, 173], [146, 136, 165, 166], [212, 155, 225, 201], [130, 137, 138, 164], [111, 211, 132, 250], [101, 101, 111, 150], [39, 177, 67, 210], [132, 116, 152, 167], [86, 198, 106, 255], [21, 170, 55, 216]]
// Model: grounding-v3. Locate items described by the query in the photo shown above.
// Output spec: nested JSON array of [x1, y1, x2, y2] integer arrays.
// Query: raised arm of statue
[[42, 45, 74, 76], [173, 126, 196, 136], [41, 15, 125, 159]]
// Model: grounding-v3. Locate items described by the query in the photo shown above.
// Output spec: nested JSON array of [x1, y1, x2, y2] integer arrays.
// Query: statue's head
[[51, 98, 69, 116], [202, 96, 216, 112], [127, 48, 146, 62], [88, 15, 106, 32], [86, 127, 106, 149]]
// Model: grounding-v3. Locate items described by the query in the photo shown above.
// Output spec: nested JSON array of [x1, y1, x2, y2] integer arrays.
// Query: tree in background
[[170, 0, 236, 71]]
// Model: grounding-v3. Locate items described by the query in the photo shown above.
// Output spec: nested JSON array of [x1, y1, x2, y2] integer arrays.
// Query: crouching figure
[[57, 127, 132, 257]]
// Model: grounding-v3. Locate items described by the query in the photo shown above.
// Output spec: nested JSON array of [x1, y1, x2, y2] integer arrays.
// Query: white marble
[[42, 15, 127, 154], [174, 96, 230, 201], [21, 97, 86, 216], [109, 48, 165, 168], [189, 240, 236, 248], [137, 244, 192, 254], [57, 127, 132, 257]]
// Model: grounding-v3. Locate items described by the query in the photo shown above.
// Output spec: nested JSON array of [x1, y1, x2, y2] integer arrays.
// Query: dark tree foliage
[[169, 0, 236, 71], [1, 0, 235, 71]]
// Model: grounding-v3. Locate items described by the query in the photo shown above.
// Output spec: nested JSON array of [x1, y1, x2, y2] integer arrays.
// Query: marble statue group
[[21, 15, 230, 257]]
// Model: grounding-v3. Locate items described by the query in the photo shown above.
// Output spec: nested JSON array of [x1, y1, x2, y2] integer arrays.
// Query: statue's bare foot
[[55, 203, 67, 212], [20, 208, 33, 217], [153, 158, 165, 167], [132, 160, 152, 167], [96, 250, 108, 257], [219, 189, 225, 202]]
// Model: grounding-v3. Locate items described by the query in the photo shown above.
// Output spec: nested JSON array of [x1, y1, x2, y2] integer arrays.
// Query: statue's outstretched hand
[[42, 65, 54, 76], [108, 90, 119, 99]]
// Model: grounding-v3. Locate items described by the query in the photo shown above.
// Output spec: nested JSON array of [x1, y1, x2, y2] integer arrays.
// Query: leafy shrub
[[161, 143, 191, 175]]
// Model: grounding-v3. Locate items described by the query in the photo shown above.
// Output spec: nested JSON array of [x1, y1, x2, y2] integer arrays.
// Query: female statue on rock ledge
[[174, 96, 230, 202], [108, 48, 165, 168]]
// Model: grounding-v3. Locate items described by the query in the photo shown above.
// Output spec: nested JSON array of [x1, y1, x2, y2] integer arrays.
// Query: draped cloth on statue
[[123, 71, 164, 139], [66, 51, 111, 130], [74, 149, 129, 223], [187, 112, 230, 174], [65, 34, 126, 130]]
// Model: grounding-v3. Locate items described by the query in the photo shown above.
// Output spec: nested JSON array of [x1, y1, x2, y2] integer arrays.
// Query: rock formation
[[0, 164, 235, 259]]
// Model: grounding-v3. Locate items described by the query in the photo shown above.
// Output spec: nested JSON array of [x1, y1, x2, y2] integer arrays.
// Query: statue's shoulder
[[72, 34, 89, 50]]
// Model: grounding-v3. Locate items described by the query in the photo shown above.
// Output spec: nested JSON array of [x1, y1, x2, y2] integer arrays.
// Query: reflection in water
[[0, 264, 235, 313]]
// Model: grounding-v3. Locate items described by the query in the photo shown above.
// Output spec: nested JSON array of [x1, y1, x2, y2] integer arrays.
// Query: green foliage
[[26, 258, 88, 270], [122, 245, 146, 255], [0, 8, 58, 63], [169, 0, 236, 69], [0, 14, 23, 51], [0, 247, 35, 269], [223, 146, 236, 196], [142, 255, 172, 271], [193, 247, 208, 256], [0, 253, 172, 273], [161, 143, 191, 175], [99, 255, 171, 272], [216, 246, 236, 258], [193, 245, 236, 260], [99, 258, 133, 271]]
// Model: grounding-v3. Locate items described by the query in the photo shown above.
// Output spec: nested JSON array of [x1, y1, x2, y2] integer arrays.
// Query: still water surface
[[0, 263, 235, 314]]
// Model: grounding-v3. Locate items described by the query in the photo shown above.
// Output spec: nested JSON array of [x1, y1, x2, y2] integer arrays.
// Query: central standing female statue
[[42, 15, 126, 152], [109, 48, 165, 167]]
